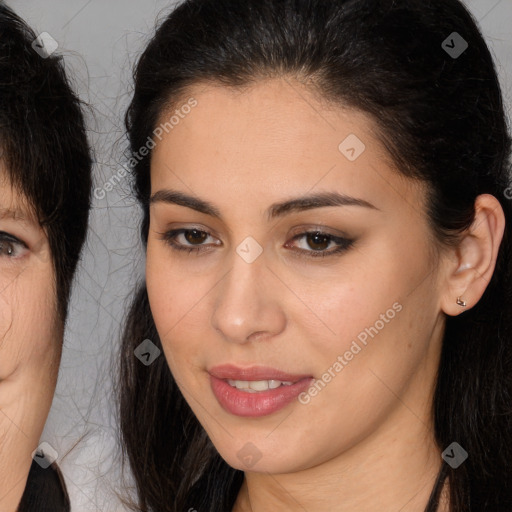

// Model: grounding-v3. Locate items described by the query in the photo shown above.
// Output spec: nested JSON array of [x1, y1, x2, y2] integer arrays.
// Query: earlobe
[[440, 194, 506, 317]]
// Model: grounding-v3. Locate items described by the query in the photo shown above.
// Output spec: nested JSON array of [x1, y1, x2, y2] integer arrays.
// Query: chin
[[214, 442, 309, 474]]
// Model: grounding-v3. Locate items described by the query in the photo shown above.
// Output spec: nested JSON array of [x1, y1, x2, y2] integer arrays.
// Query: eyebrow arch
[[150, 189, 379, 222], [0, 206, 29, 222]]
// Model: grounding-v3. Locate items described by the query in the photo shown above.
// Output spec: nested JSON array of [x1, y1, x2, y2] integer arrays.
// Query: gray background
[[5, 1, 512, 510]]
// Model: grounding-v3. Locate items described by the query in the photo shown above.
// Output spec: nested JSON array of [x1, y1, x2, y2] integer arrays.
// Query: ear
[[440, 194, 506, 316]]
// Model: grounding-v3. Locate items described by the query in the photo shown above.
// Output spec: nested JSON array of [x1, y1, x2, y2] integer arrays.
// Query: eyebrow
[[0, 205, 39, 226], [0, 207, 26, 220], [149, 189, 379, 222]]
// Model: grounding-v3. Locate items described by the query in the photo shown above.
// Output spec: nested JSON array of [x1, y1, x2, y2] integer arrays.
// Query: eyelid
[[288, 224, 350, 238], [157, 226, 354, 259], [159, 223, 349, 240], [0, 231, 28, 247]]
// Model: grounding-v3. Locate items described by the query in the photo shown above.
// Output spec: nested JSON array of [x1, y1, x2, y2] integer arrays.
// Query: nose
[[210, 245, 286, 344]]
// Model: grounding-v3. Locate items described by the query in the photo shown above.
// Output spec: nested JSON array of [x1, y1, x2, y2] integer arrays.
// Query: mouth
[[226, 379, 294, 392], [208, 363, 311, 383], [208, 364, 314, 417]]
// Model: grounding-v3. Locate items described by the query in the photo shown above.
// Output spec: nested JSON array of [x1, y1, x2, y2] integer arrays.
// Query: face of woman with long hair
[[0, 169, 62, 510], [146, 78, 504, 510]]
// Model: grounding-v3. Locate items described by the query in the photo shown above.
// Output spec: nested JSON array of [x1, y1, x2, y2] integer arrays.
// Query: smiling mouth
[[226, 379, 294, 392], [207, 363, 314, 416], [209, 373, 314, 417]]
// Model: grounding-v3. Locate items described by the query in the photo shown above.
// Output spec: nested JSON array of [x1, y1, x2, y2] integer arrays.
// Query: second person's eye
[[0, 231, 28, 259]]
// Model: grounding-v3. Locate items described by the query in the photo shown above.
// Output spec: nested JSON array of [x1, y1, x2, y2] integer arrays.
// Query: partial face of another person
[[0, 167, 61, 509], [145, 78, 458, 474]]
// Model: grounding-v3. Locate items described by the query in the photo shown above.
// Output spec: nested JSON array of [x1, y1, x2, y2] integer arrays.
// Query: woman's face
[[146, 78, 452, 474], [0, 170, 61, 507]]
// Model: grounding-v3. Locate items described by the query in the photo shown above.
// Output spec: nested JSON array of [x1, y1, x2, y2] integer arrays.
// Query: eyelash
[[0, 231, 27, 259], [158, 228, 354, 259]]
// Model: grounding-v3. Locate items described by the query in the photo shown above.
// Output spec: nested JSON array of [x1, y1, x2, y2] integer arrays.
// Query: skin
[[146, 78, 505, 512], [0, 170, 62, 512]]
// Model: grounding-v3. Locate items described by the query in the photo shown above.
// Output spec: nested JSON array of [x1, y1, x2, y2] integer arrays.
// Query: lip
[[208, 364, 311, 383], [209, 364, 314, 417]]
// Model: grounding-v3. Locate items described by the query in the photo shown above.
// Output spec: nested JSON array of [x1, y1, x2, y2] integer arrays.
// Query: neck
[[233, 405, 450, 512]]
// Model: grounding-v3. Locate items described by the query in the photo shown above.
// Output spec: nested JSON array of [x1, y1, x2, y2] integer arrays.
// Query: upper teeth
[[227, 379, 293, 392]]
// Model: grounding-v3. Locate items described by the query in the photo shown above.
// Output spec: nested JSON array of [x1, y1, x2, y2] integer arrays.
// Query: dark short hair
[[0, 1, 92, 322], [0, 2, 92, 510]]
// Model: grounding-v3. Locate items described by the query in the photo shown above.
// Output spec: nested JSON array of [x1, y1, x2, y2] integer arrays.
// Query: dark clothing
[[17, 458, 70, 512]]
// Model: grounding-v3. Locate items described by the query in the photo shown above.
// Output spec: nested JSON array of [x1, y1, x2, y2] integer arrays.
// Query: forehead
[[0, 162, 39, 225], [152, 79, 381, 177], [150, 78, 426, 216], [155, 78, 385, 154]]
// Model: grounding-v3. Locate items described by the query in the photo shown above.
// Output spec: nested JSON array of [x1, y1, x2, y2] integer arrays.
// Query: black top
[[17, 457, 70, 512]]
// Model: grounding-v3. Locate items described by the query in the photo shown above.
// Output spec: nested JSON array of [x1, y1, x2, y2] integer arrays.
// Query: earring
[[456, 297, 466, 307]]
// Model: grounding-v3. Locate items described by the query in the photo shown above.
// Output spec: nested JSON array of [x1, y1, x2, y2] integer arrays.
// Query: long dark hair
[[118, 1, 512, 510], [0, 2, 92, 510]]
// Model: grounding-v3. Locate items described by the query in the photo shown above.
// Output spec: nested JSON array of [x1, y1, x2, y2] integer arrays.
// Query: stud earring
[[456, 297, 466, 307]]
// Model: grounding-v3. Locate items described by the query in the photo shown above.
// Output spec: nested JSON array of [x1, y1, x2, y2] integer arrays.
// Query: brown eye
[[184, 229, 209, 245], [159, 228, 220, 254], [158, 227, 353, 259], [287, 230, 354, 259], [305, 232, 331, 251]]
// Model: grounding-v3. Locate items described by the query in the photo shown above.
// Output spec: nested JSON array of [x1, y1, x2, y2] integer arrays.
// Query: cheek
[[295, 240, 437, 384], [0, 291, 12, 342], [0, 266, 58, 380], [288, 256, 402, 350], [303, 275, 439, 423], [145, 245, 205, 368]]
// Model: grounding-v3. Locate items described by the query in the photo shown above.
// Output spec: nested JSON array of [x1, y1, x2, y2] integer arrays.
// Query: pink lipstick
[[209, 364, 314, 417]]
